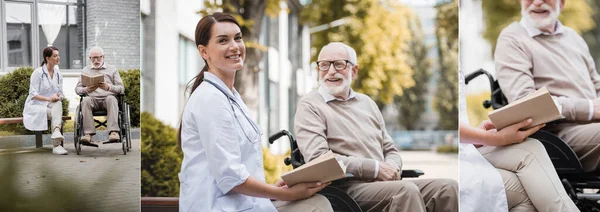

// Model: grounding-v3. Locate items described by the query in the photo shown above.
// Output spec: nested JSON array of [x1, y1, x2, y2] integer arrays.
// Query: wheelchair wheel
[[318, 186, 363, 212], [74, 107, 83, 155], [126, 104, 132, 151]]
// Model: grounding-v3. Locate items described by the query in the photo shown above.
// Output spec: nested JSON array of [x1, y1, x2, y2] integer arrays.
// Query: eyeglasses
[[317, 60, 353, 72], [90, 55, 104, 61]]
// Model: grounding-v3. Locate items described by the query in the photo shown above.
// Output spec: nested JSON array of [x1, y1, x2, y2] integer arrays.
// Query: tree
[[395, 16, 431, 130], [482, 0, 595, 54], [434, 0, 459, 130], [199, 0, 280, 114], [301, 0, 416, 105], [141, 112, 182, 197], [582, 0, 600, 72]]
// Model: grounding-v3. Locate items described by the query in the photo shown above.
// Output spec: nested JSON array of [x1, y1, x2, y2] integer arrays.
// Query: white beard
[[321, 72, 352, 97], [521, 0, 560, 30]]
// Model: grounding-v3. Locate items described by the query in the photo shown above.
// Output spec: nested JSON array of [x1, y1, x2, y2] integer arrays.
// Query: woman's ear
[[198, 45, 209, 60]]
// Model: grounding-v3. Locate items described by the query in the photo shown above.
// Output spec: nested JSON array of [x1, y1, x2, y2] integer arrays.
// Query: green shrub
[[119, 69, 140, 127], [0, 67, 69, 134], [141, 112, 182, 197]]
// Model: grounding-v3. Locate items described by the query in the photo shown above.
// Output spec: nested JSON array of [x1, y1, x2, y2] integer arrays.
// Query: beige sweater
[[495, 22, 600, 122], [293, 89, 402, 180]]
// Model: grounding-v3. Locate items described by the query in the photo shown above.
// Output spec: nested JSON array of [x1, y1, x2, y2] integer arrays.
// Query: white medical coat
[[459, 70, 508, 212], [23, 65, 63, 131], [178, 72, 276, 212]]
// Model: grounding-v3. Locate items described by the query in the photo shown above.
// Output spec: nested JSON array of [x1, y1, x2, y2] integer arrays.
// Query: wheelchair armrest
[[401, 169, 425, 178]]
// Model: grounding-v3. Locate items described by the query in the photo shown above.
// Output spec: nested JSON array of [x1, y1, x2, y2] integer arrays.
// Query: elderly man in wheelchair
[[291, 42, 458, 212], [74, 46, 131, 154]]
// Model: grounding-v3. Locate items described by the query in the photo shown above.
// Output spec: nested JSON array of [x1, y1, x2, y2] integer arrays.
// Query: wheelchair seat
[[465, 69, 600, 210], [74, 93, 132, 155], [268, 130, 425, 212]]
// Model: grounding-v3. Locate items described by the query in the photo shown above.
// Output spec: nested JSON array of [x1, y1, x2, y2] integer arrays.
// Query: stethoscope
[[204, 78, 261, 143], [40, 65, 60, 92]]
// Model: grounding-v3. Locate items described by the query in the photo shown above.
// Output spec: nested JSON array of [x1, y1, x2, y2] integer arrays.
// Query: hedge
[[119, 69, 140, 127], [0, 67, 69, 134]]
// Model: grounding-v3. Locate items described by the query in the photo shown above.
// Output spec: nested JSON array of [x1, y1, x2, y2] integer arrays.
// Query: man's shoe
[[80, 134, 92, 143], [51, 129, 64, 142], [52, 145, 68, 155], [109, 131, 120, 142]]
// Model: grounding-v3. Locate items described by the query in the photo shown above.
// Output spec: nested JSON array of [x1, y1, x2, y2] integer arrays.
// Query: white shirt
[[178, 72, 276, 212], [459, 70, 508, 212], [23, 65, 63, 131]]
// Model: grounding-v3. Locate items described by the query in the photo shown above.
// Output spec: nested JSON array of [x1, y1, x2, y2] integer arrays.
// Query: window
[[178, 35, 203, 113], [6, 2, 33, 67], [37, 3, 84, 69]]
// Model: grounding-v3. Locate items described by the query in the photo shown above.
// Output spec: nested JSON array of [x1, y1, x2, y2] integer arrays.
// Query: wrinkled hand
[[376, 162, 400, 181], [279, 182, 329, 201], [87, 85, 98, 93], [493, 119, 545, 146], [99, 82, 110, 90]]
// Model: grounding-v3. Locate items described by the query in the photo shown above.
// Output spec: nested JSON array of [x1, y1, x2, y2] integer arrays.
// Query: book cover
[[281, 150, 347, 187], [488, 86, 563, 130], [81, 73, 104, 87]]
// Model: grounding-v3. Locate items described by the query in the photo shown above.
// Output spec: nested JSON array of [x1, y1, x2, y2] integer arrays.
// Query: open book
[[488, 86, 563, 130], [81, 73, 104, 87], [281, 150, 347, 187]]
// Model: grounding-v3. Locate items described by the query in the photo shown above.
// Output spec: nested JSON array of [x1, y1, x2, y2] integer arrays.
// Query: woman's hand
[[274, 179, 287, 188], [489, 119, 545, 146], [277, 181, 330, 201]]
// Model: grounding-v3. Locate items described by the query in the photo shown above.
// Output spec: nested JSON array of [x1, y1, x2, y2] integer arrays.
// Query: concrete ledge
[[0, 128, 140, 149]]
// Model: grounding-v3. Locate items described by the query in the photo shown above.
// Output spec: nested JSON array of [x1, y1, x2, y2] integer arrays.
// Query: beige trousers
[[556, 123, 600, 173], [334, 178, 458, 212], [272, 194, 333, 212], [46, 101, 62, 146], [478, 138, 578, 212], [81, 96, 119, 135]]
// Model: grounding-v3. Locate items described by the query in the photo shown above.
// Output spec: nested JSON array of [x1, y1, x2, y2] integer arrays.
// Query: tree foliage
[[395, 16, 431, 130], [482, 0, 595, 54], [434, 0, 459, 130], [582, 0, 600, 71], [301, 0, 416, 104]]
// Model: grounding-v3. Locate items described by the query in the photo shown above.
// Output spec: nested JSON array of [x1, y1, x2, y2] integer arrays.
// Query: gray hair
[[88, 46, 104, 56], [318, 42, 358, 65]]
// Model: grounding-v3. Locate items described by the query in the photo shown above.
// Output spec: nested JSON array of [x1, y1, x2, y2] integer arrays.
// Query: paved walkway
[[400, 151, 458, 181], [0, 138, 140, 211]]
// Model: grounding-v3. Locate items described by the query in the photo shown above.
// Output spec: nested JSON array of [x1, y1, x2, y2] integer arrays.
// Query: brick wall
[[85, 0, 140, 69]]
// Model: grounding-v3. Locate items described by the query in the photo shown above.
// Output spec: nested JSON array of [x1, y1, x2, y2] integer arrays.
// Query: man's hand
[[86, 85, 98, 93], [376, 162, 400, 181], [593, 98, 600, 121], [98, 82, 110, 90]]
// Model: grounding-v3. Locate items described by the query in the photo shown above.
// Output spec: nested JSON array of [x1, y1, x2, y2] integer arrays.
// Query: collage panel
[[140, 0, 458, 211], [460, 0, 600, 211], [0, 0, 141, 211]]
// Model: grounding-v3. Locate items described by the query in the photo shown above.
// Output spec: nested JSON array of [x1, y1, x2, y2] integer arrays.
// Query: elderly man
[[495, 0, 600, 172], [75, 46, 124, 144], [294, 42, 458, 212]]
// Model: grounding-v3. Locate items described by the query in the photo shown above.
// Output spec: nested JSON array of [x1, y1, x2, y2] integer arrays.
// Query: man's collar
[[318, 85, 356, 103], [519, 18, 565, 37]]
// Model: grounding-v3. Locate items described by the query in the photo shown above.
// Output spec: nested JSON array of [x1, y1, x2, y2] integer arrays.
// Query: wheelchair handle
[[465, 69, 495, 89], [268, 130, 293, 144]]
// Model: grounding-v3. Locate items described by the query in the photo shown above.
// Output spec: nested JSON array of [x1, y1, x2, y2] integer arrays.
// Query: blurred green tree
[[482, 0, 595, 54], [141, 112, 182, 197], [395, 16, 431, 130], [301, 0, 416, 104], [582, 0, 599, 71], [434, 0, 459, 130]]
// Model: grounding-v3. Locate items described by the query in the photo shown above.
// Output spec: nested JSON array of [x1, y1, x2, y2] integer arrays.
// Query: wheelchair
[[269, 130, 425, 212], [73, 93, 132, 155], [466, 69, 600, 211]]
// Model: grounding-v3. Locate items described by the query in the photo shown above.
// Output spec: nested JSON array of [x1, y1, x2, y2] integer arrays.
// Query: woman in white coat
[[458, 70, 578, 212], [178, 13, 333, 212], [23, 46, 67, 155]]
